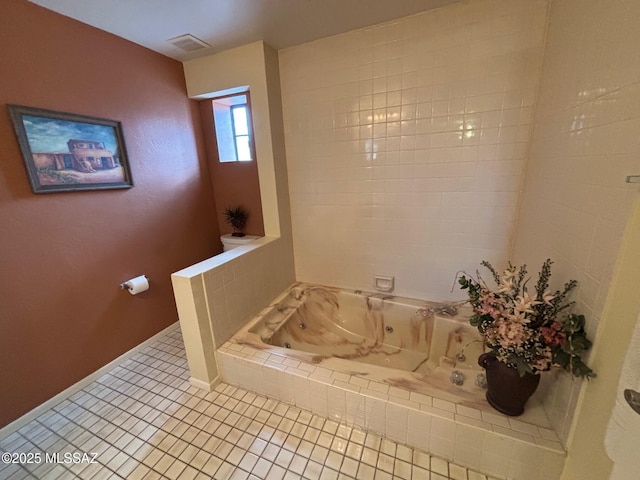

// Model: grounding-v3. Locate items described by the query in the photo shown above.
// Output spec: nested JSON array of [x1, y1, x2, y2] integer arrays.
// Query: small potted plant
[[223, 205, 249, 237], [458, 259, 595, 416]]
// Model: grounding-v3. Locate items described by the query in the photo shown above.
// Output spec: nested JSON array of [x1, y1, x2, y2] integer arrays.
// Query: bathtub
[[217, 282, 566, 480], [245, 283, 486, 396]]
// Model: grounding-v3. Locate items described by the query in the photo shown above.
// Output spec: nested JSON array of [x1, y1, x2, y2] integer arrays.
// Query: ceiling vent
[[167, 34, 210, 52]]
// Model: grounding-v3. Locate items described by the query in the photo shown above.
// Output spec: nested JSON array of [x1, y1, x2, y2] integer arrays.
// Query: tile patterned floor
[[0, 326, 499, 480]]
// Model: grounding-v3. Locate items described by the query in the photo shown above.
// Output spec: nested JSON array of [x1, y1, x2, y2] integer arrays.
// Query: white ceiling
[[28, 0, 462, 61]]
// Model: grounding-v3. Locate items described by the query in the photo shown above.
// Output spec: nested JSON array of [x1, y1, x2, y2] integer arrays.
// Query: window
[[212, 93, 254, 162], [231, 105, 251, 161]]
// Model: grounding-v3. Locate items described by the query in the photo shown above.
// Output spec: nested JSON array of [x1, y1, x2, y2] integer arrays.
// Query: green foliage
[[554, 313, 595, 379], [223, 205, 249, 231]]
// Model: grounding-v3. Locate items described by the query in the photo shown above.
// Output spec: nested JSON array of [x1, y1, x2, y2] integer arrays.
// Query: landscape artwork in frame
[[7, 105, 134, 193]]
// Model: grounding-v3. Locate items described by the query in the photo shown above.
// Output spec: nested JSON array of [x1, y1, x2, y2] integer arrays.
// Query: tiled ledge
[[217, 341, 566, 480]]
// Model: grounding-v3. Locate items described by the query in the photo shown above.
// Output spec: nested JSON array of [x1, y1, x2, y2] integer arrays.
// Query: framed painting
[[7, 104, 134, 193]]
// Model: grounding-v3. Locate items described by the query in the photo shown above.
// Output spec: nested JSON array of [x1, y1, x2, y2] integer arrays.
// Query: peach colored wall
[[198, 100, 265, 241], [0, 0, 219, 427]]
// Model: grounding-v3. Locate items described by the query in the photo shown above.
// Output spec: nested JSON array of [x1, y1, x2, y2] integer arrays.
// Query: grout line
[[0, 327, 501, 480], [0, 322, 181, 442]]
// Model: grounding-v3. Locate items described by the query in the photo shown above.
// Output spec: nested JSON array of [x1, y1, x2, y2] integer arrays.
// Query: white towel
[[605, 313, 640, 479]]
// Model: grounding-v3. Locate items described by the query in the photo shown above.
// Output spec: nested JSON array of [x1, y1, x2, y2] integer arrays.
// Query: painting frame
[[7, 104, 134, 193]]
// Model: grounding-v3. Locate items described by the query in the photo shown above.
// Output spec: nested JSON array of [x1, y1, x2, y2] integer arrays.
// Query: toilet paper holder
[[120, 275, 149, 290]]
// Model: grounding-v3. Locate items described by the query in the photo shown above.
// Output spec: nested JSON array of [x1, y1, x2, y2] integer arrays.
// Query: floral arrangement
[[458, 259, 595, 378]]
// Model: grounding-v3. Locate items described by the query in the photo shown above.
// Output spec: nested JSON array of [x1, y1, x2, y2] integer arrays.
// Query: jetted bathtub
[[220, 283, 564, 478], [233, 283, 488, 400]]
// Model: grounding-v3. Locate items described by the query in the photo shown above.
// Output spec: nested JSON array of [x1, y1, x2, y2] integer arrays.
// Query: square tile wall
[[216, 345, 567, 480], [172, 238, 295, 388], [279, 0, 549, 300], [511, 0, 640, 445], [202, 239, 296, 347]]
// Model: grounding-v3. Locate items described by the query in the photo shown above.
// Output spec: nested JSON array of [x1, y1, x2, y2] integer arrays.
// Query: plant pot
[[478, 352, 540, 416], [231, 229, 246, 237]]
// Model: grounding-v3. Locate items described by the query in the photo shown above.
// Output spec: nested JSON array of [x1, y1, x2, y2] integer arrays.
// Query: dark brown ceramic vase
[[478, 352, 540, 416]]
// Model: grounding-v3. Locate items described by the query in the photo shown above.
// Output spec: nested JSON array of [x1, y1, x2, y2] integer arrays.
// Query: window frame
[[212, 91, 256, 163], [230, 103, 252, 162]]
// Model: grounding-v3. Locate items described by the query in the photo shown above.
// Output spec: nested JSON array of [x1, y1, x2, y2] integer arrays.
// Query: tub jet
[[475, 373, 488, 389], [450, 370, 465, 386]]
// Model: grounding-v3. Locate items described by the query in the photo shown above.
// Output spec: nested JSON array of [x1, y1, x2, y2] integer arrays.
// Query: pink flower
[[540, 322, 567, 346], [495, 320, 526, 347], [477, 292, 504, 320]]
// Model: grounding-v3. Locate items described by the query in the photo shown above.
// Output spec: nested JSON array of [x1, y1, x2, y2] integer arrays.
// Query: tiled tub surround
[[510, 0, 640, 447], [218, 284, 566, 480], [172, 236, 296, 391], [280, 0, 550, 300]]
